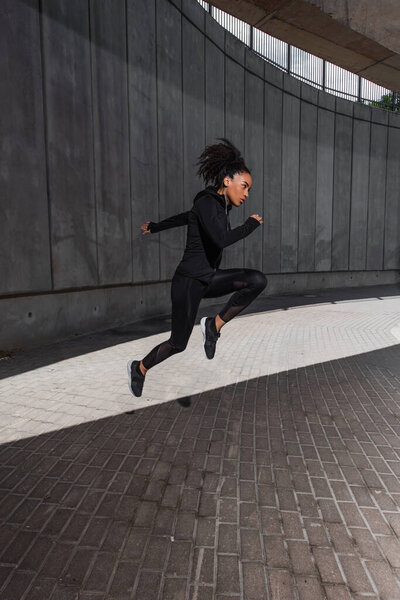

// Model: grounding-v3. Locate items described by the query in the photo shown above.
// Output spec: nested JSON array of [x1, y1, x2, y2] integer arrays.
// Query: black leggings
[[141, 268, 267, 370]]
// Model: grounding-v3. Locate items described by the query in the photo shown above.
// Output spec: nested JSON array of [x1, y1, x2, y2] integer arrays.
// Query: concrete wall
[[1, 0, 399, 353]]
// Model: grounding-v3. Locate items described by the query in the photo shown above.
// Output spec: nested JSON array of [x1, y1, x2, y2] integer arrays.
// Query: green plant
[[368, 92, 400, 112]]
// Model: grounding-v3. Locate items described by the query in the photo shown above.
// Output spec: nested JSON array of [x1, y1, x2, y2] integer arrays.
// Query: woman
[[127, 138, 267, 397]]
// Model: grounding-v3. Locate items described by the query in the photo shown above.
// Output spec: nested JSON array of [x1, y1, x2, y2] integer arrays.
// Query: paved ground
[[0, 283, 399, 600]]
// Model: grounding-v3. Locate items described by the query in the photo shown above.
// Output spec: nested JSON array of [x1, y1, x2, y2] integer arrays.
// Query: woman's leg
[[203, 268, 268, 328], [141, 273, 206, 371]]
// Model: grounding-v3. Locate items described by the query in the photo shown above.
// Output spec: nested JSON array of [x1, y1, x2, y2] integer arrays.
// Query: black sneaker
[[127, 360, 145, 397], [200, 316, 221, 359]]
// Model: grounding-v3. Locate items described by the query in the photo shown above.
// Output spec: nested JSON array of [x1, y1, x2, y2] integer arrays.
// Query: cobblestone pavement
[[0, 284, 399, 599]]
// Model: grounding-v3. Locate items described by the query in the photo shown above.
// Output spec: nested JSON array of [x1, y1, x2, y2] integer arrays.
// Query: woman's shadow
[[125, 394, 192, 415]]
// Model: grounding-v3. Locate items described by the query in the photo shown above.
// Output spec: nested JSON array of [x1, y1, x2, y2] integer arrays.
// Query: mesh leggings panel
[[141, 339, 181, 370], [204, 268, 267, 322]]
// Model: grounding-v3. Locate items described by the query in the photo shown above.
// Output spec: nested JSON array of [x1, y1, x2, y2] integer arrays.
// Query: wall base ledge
[[1, 269, 398, 355]]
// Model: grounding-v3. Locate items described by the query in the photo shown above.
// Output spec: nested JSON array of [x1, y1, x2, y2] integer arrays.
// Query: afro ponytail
[[196, 138, 250, 189]]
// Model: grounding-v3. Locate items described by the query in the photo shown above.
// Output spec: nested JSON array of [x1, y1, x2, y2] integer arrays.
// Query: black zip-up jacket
[[148, 185, 261, 283]]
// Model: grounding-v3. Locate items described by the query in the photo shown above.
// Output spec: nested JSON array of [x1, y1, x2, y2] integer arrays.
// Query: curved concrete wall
[[1, 0, 399, 353]]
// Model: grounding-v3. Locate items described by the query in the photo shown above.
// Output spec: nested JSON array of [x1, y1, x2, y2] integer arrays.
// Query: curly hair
[[195, 138, 251, 189]]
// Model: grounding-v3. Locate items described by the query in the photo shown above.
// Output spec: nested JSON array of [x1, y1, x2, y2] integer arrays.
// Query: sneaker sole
[[200, 317, 213, 360], [127, 360, 134, 396]]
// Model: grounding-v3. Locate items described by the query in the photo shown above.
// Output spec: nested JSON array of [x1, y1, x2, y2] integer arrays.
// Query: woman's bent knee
[[168, 339, 187, 354], [249, 270, 268, 291]]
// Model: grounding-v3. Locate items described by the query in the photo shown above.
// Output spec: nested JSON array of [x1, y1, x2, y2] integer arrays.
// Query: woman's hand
[[250, 214, 263, 224], [141, 221, 151, 235]]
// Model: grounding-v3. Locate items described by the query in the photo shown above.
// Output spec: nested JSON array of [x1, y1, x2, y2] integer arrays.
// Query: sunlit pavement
[[0, 284, 399, 599]]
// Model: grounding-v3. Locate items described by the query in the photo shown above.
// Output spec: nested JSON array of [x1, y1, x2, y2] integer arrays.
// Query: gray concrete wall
[[1, 0, 399, 353]]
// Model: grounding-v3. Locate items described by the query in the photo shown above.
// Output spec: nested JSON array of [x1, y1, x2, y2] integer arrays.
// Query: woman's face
[[218, 171, 253, 207]]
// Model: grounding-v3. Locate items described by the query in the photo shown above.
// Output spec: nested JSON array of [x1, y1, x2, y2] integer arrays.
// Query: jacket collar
[[204, 185, 233, 212]]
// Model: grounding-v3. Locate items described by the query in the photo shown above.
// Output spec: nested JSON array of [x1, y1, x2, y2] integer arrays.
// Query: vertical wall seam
[[242, 60, 246, 271], [280, 86, 284, 273], [314, 101, 318, 272], [382, 123, 389, 270], [331, 103, 337, 273], [348, 106, 354, 272], [242, 64, 248, 266], [203, 8, 207, 146], [297, 93, 301, 274], [263, 79, 267, 274], [155, 0, 161, 281], [181, 7, 184, 218], [223, 30, 226, 138], [87, 0, 100, 286], [262, 68, 265, 276], [180, 7, 185, 269], [365, 112, 372, 271], [125, 0, 134, 283], [222, 29, 226, 269], [347, 111, 356, 271], [38, 0, 54, 291], [315, 100, 320, 272]]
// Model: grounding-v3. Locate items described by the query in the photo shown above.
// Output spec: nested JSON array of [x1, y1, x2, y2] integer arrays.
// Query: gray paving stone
[[166, 540, 191, 576], [191, 547, 214, 585], [268, 569, 295, 600], [216, 555, 240, 594], [84, 551, 116, 592], [242, 562, 267, 599], [162, 578, 187, 600], [264, 535, 290, 568]]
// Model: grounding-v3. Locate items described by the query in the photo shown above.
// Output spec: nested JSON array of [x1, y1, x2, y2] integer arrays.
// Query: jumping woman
[[127, 138, 267, 397]]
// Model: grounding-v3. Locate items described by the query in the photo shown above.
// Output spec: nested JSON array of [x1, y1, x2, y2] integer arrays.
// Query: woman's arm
[[144, 210, 190, 234], [194, 196, 260, 248]]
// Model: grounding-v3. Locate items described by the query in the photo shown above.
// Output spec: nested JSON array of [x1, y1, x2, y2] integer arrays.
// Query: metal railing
[[198, 0, 399, 111]]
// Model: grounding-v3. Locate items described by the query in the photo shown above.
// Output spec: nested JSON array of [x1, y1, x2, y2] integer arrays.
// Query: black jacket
[[148, 185, 260, 282]]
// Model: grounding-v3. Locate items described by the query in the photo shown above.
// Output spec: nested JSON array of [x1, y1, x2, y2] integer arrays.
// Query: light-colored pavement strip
[[0, 296, 399, 443]]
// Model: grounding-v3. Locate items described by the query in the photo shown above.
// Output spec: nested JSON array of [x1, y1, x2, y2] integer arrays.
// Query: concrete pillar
[[367, 116, 388, 270], [223, 33, 246, 270], [90, 0, 131, 285], [156, 0, 184, 280], [332, 98, 353, 271], [263, 64, 283, 275], [350, 104, 371, 271], [281, 75, 300, 272], [315, 92, 335, 272], [384, 122, 400, 269], [298, 84, 318, 272], [182, 12, 206, 205], [0, 0, 51, 295], [127, 0, 160, 284], [205, 10, 225, 147], [42, 0, 97, 289], [244, 50, 265, 272]]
